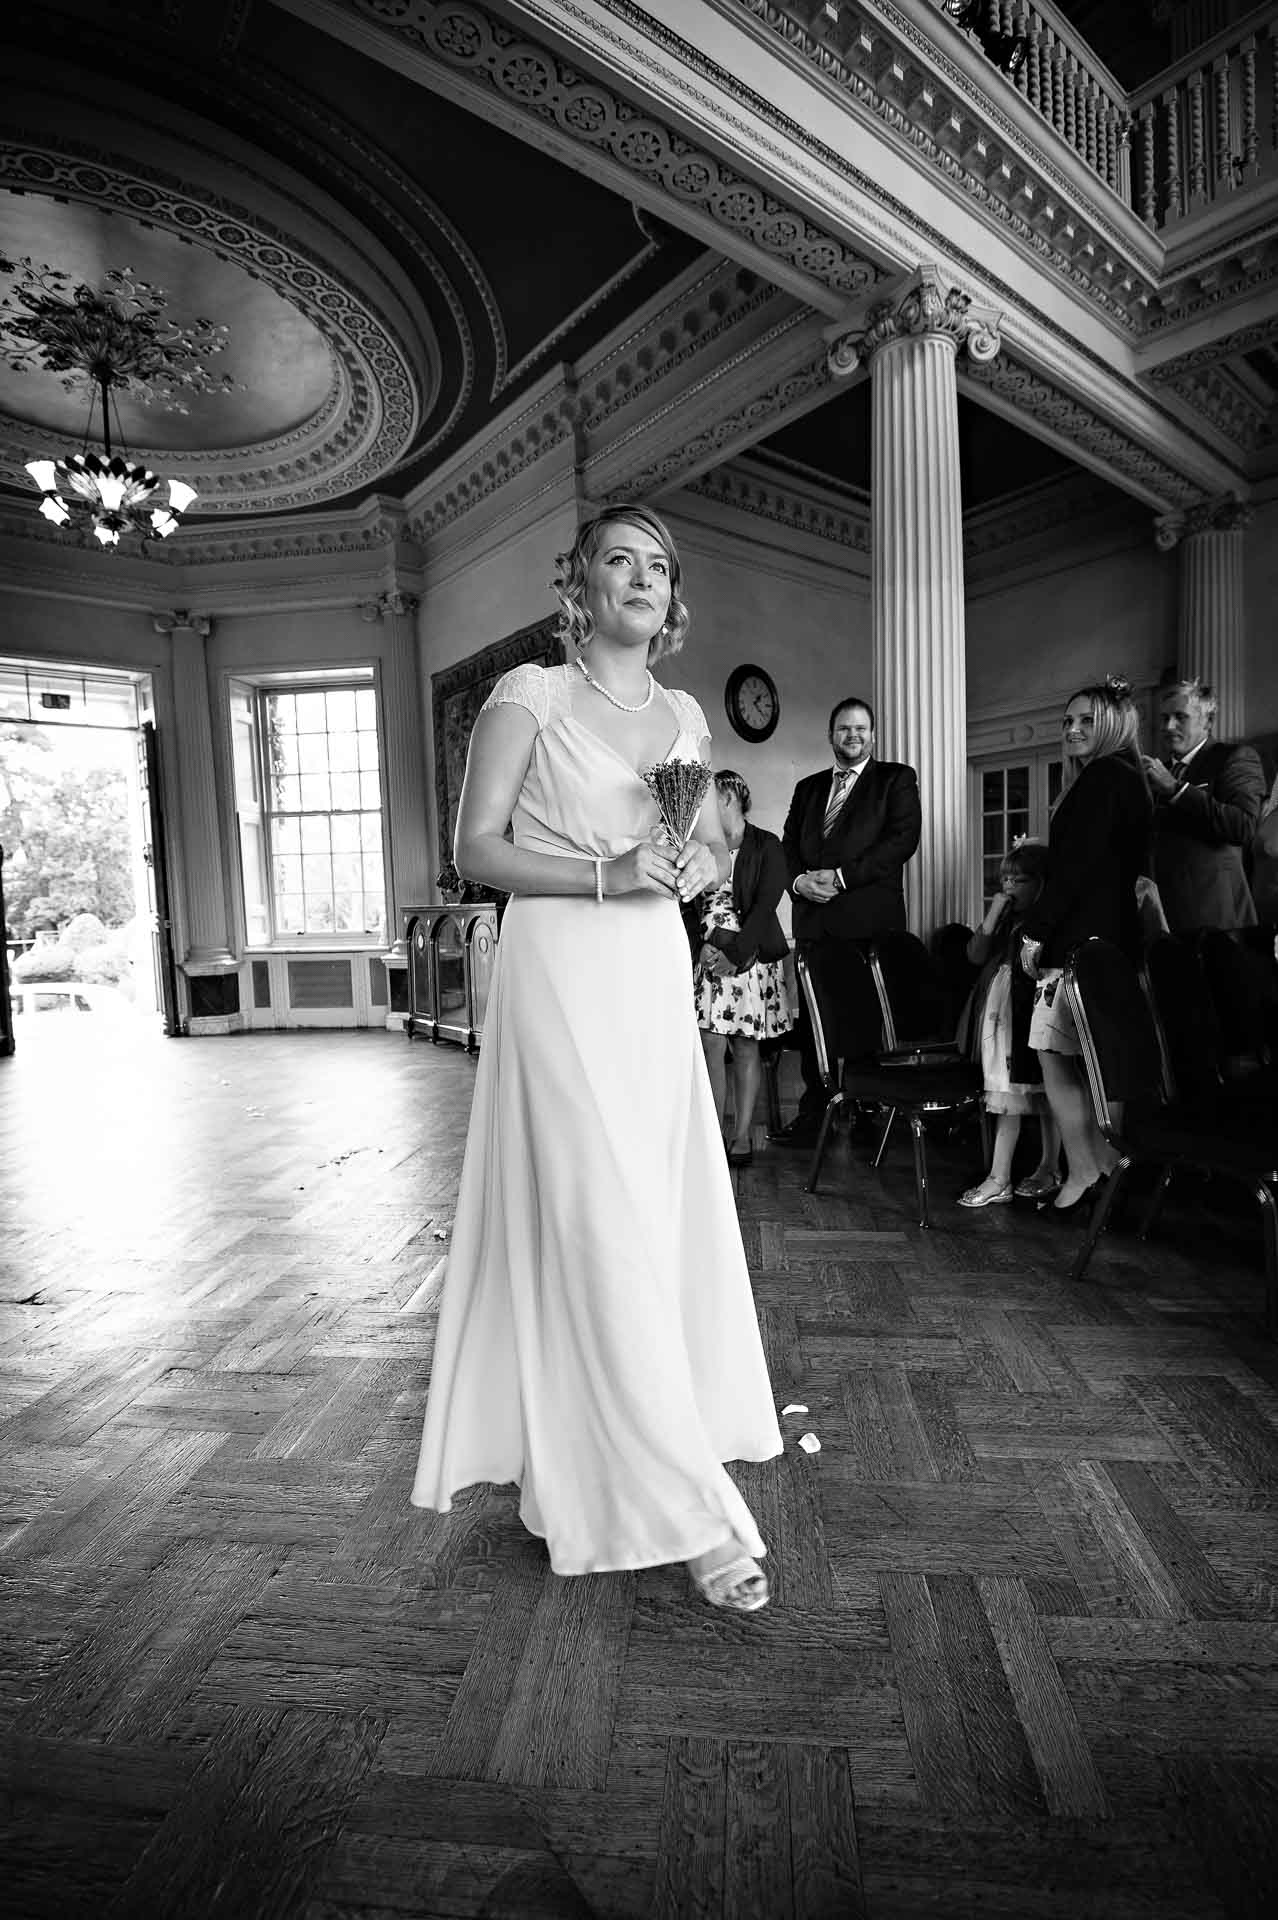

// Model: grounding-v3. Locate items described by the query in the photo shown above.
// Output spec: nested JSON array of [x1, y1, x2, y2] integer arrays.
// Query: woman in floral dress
[[695, 771, 794, 1166]]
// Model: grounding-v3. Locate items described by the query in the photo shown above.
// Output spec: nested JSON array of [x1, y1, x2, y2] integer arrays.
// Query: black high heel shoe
[[1037, 1174, 1108, 1220]]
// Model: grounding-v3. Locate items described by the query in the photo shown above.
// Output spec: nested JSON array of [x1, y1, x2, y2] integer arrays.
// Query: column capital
[[826, 266, 1002, 380], [153, 609, 212, 637], [358, 589, 421, 623], [1153, 490, 1253, 549]]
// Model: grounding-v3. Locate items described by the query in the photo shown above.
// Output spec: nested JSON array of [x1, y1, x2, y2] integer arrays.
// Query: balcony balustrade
[[936, 0, 1278, 232]]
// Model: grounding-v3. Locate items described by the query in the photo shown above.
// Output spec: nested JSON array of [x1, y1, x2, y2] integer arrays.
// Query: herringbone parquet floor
[[2, 1019, 1277, 1919]]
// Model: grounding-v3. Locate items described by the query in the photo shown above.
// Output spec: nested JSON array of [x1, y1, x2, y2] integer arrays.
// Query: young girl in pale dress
[[958, 839, 1061, 1207]]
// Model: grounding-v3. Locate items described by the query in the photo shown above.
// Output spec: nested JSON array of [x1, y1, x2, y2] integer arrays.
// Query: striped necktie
[[823, 767, 856, 833]]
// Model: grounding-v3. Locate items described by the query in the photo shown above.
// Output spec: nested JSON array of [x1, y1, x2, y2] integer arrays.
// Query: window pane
[[363, 895, 385, 936], [305, 895, 335, 932], [360, 813, 382, 852], [1006, 766, 1030, 809], [301, 773, 331, 810], [982, 770, 1003, 810], [356, 687, 376, 729], [359, 771, 380, 809], [334, 892, 358, 932], [301, 815, 330, 853], [331, 814, 361, 853], [326, 688, 357, 733], [362, 851, 384, 890], [275, 854, 303, 895], [275, 817, 301, 857], [298, 731, 330, 774], [278, 893, 305, 933], [295, 692, 328, 732], [1007, 811, 1030, 843], [333, 855, 362, 893], [330, 772, 360, 810], [982, 815, 1005, 856], [357, 728, 380, 771], [302, 853, 332, 892], [273, 773, 302, 812]]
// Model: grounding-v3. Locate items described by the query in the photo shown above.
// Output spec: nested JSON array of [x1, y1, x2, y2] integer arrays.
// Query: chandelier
[[1, 261, 233, 549]]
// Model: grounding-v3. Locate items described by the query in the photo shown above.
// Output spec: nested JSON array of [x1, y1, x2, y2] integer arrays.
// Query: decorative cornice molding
[[1160, 363, 1274, 456], [965, 349, 1204, 508], [1154, 490, 1255, 549], [346, 0, 883, 301], [827, 265, 1003, 376], [683, 457, 870, 551], [720, 0, 1159, 330], [618, 342, 833, 499]]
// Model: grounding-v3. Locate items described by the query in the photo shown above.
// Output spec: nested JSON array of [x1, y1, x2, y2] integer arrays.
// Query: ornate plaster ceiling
[[0, 194, 334, 451]]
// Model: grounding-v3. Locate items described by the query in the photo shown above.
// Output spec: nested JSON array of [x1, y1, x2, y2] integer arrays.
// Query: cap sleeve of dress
[[667, 687, 711, 747], [478, 663, 550, 728]]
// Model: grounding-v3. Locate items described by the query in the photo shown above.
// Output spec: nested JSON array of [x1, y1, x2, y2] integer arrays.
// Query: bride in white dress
[[411, 504, 782, 1611]]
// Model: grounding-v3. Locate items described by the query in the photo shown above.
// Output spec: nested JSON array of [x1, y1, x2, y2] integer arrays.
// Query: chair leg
[[909, 1113, 930, 1229], [872, 1107, 898, 1170], [762, 1054, 781, 1135], [1258, 1183, 1277, 1340], [1140, 1163, 1175, 1241], [1070, 1161, 1129, 1283], [804, 1093, 845, 1195]]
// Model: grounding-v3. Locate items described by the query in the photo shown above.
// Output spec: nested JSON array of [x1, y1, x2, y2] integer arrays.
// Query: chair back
[[1063, 938, 1164, 1138], [1142, 936, 1221, 1104], [931, 922, 980, 1027], [1197, 927, 1278, 1069], [795, 951, 837, 1091], [870, 931, 956, 1049]]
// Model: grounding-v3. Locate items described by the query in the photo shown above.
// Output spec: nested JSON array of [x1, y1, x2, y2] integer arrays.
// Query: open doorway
[[0, 658, 179, 1055]]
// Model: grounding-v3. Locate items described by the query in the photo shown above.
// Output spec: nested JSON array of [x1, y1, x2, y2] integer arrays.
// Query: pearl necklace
[[576, 652, 654, 713]]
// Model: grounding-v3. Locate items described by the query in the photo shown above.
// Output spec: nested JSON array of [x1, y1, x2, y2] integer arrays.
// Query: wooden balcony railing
[[935, 0, 1278, 231]]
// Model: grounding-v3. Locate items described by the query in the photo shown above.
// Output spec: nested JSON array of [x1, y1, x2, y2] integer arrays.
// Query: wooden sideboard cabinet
[[403, 903, 498, 1051]]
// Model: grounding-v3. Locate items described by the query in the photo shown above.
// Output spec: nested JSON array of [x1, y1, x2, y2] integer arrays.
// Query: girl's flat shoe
[[958, 1180, 1013, 1208], [1014, 1173, 1060, 1200], [727, 1145, 753, 1167], [693, 1555, 770, 1613]]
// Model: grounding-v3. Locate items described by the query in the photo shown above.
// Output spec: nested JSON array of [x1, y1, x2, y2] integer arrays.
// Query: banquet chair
[[1063, 938, 1277, 1332], [1197, 926, 1278, 1078], [795, 944, 984, 1228]]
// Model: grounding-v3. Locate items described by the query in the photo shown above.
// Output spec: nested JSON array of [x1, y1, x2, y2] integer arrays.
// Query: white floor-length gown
[[411, 661, 782, 1574]]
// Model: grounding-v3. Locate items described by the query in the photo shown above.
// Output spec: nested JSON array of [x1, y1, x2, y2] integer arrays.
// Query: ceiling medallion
[[1, 258, 232, 547]]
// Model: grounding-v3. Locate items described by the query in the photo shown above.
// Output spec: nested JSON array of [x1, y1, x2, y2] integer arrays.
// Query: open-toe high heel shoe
[[692, 1555, 770, 1613]]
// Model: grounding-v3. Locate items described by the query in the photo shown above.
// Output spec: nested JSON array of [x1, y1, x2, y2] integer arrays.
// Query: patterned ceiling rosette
[[0, 139, 434, 515]]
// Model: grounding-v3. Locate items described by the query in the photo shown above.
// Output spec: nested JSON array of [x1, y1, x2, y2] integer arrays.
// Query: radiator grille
[[286, 959, 354, 1008]]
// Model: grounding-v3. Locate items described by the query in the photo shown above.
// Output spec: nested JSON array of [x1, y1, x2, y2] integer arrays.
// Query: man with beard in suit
[[773, 696, 922, 1145], [1142, 677, 1266, 932]]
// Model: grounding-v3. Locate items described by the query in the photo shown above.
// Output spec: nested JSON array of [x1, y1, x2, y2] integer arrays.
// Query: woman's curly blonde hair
[[552, 503, 690, 664]]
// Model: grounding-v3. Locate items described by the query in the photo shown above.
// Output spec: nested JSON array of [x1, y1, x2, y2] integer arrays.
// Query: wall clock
[[724, 663, 780, 743]]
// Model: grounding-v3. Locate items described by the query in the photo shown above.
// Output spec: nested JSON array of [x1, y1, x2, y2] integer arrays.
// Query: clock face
[[725, 664, 779, 743]]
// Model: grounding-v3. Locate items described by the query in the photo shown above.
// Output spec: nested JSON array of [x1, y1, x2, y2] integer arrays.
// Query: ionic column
[[1154, 494, 1252, 738], [359, 589, 431, 951], [828, 267, 1002, 936], [153, 609, 235, 966]]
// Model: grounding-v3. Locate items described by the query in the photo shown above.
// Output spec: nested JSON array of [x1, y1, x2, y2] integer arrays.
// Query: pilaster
[[828, 266, 1003, 934], [359, 588, 431, 958], [1154, 493, 1252, 738], [153, 608, 237, 974]]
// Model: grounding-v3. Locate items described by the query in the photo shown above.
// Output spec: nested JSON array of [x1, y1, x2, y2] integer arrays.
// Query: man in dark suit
[[1142, 678, 1266, 932], [773, 696, 921, 1142]]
